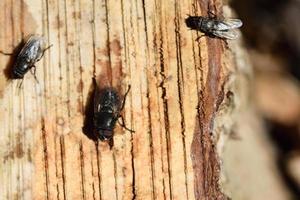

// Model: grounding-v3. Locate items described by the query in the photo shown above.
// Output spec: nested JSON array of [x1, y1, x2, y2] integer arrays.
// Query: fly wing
[[212, 29, 239, 40], [214, 19, 243, 31], [18, 35, 45, 63]]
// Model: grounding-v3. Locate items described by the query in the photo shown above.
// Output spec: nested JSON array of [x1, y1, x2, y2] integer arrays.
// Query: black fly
[[185, 13, 243, 40], [13, 35, 51, 80], [93, 84, 134, 146], [1, 35, 51, 83]]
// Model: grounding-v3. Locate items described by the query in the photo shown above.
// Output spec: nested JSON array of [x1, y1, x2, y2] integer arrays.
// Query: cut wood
[[0, 0, 250, 199]]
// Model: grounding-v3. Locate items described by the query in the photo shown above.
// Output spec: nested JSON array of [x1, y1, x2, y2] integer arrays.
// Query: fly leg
[[195, 34, 206, 42], [18, 79, 24, 89], [208, 10, 217, 18], [222, 38, 229, 49], [120, 85, 131, 111], [15, 79, 23, 96], [30, 65, 39, 83], [207, 4, 218, 19], [36, 44, 53, 62], [118, 115, 135, 133], [108, 138, 114, 149], [118, 85, 134, 132]]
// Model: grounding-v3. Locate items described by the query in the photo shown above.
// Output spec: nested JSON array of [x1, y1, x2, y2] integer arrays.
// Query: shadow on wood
[[82, 79, 97, 141], [1, 40, 25, 80]]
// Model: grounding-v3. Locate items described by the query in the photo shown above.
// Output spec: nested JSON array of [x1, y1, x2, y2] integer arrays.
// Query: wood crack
[[142, 1, 156, 198], [45, 0, 51, 106], [90, 151, 97, 200], [60, 136, 67, 200], [63, 0, 71, 119], [141, 0, 149, 49], [41, 118, 50, 200], [79, 141, 86, 200], [146, 89, 156, 200], [91, 0, 96, 77], [131, 135, 136, 200], [158, 36, 173, 199], [95, 142, 102, 200], [112, 152, 119, 200], [104, 0, 112, 85], [76, 0, 84, 114], [174, 1, 189, 199]]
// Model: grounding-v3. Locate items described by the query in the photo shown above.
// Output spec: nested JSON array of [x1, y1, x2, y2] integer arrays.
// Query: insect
[[13, 35, 51, 80], [93, 85, 134, 145], [185, 14, 243, 40], [1, 35, 51, 82]]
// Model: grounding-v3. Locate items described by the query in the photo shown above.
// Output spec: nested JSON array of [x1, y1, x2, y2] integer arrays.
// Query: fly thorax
[[206, 21, 213, 29]]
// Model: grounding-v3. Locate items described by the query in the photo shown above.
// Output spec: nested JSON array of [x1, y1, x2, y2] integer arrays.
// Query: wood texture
[[0, 0, 236, 199]]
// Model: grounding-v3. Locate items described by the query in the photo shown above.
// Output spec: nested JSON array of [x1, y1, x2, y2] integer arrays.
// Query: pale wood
[[0, 0, 239, 199]]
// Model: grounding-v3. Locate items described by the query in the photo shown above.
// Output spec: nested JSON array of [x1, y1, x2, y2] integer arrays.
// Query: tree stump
[[0, 0, 244, 199]]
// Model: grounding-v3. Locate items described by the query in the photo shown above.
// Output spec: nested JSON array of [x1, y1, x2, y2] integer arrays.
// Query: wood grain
[[0, 0, 236, 199]]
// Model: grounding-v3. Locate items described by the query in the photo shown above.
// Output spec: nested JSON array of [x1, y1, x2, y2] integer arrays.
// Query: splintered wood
[[0, 0, 232, 199]]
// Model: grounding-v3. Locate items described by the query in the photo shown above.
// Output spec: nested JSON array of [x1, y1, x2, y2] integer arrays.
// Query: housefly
[[0, 35, 51, 83], [185, 15, 243, 40], [93, 84, 134, 147], [13, 35, 51, 80]]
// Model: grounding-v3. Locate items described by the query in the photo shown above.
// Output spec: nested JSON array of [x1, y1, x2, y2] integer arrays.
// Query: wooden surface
[[0, 0, 234, 199]]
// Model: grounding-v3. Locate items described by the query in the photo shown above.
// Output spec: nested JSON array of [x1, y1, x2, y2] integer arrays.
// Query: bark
[[0, 0, 255, 200]]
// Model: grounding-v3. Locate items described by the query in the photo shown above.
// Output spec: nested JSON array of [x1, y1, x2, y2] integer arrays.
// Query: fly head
[[185, 16, 203, 30]]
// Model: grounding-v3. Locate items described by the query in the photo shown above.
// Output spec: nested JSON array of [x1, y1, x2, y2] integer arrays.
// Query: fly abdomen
[[12, 61, 30, 79]]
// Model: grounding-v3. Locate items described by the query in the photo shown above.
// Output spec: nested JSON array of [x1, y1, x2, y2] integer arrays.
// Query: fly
[[185, 13, 243, 40], [93, 84, 134, 147], [0, 35, 51, 83]]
